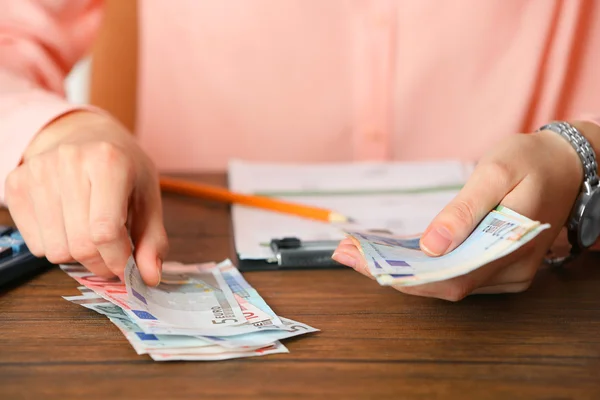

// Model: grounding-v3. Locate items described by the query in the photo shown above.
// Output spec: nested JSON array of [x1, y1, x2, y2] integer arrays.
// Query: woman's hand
[[333, 121, 600, 301], [4, 111, 168, 286]]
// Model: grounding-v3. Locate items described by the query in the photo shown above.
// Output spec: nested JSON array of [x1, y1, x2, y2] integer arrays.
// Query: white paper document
[[228, 159, 475, 260]]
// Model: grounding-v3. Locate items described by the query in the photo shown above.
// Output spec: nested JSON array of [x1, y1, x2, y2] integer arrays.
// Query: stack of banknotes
[[344, 205, 550, 287], [60, 258, 318, 361]]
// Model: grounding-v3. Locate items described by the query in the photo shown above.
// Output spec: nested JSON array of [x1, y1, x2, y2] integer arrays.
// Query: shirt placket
[[352, 0, 397, 161]]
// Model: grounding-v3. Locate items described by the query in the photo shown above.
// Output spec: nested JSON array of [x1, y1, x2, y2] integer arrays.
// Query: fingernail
[[332, 251, 357, 268], [421, 227, 452, 256]]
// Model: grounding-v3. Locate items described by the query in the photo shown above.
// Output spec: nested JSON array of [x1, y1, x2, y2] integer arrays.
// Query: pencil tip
[[329, 212, 353, 223]]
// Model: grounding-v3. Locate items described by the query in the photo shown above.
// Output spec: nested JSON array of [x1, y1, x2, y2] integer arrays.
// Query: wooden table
[[1, 174, 600, 399]]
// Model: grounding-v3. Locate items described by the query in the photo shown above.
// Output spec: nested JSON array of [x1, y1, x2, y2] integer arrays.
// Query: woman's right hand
[[4, 111, 168, 286]]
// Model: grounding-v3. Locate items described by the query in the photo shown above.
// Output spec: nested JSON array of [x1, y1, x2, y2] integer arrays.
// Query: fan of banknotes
[[61, 258, 318, 361], [343, 205, 551, 287]]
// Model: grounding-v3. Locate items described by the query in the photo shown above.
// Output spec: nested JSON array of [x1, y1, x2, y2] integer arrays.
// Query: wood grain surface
[[1, 174, 599, 399]]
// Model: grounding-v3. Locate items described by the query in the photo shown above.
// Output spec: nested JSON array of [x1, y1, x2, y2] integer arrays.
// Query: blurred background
[[65, 57, 91, 105]]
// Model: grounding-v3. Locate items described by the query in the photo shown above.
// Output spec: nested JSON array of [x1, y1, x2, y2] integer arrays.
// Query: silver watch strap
[[537, 121, 598, 267], [538, 121, 599, 186]]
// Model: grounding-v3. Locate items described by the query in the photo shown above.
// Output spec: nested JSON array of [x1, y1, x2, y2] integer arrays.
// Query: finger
[[4, 168, 44, 256], [337, 237, 355, 248], [352, 257, 375, 279], [404, 169, 552, 301], [420, 161, 522, 256], [25, 157, 71, 264], [86, 143, 135, 280], [58, 145, 114, 278], [332, 242, 374, 279], [332, 238, 359, 268], [331, 251, 358, 269], [130, 174, 169, 286], [471, 244, 540, 291]]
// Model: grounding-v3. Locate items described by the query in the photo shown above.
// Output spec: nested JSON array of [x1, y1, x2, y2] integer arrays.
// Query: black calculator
[[0, 226, 53, 288]]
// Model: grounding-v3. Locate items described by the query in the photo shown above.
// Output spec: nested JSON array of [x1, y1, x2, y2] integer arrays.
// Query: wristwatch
[[538, 121, 600, 266]]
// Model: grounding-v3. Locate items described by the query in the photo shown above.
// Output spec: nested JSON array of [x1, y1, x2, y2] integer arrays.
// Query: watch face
[[580, 190, 600, 248]]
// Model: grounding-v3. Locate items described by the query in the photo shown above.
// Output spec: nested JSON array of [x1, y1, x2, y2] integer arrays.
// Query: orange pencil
[[159, 176, 350, 223]]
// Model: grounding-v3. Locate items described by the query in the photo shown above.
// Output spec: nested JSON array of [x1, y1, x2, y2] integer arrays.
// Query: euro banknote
[[345, 205, 550, 286], [61, 261, 280, 336], [147, 342, 289, 362], [65, 293, 317, 354], [60, 259, 318, 361], [123, 257, 248, 331], [63, 295, 218, 354]]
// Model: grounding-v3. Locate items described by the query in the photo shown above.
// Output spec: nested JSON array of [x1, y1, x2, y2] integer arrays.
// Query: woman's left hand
[[332, 121, 600, 301]]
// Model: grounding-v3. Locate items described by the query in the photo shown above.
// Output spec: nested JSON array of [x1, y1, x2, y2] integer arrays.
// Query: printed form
[[228, 159, 475, 260]]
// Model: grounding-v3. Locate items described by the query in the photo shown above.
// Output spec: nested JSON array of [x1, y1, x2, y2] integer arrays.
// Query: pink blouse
[[1, 0, 599, 204]]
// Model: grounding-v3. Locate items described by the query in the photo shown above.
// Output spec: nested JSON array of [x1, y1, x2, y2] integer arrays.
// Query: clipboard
[[228, 159, 473, 272]]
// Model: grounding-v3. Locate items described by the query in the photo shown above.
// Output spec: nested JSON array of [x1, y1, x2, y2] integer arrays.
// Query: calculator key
[[0, 237, 26, 253], [10, 231, 22, 241], [0, 246, 12, 259]]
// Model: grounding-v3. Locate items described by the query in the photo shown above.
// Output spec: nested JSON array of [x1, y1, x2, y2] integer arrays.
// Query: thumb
[[130, 184, 169, 286], [420, 162, 518, 256]]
